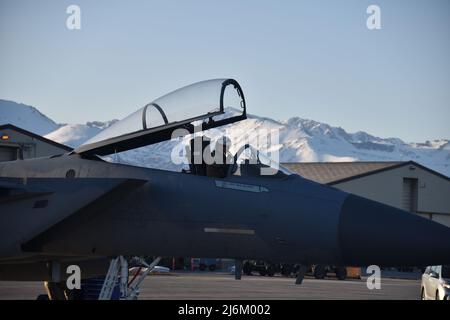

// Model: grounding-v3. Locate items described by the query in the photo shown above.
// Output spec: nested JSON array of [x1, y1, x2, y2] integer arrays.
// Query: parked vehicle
[[421, 265, 450, 300], [312, 264, 348, 280], [191, 258, 220, 271], [242, 261, 350, 280], [243, 260, 279, 276]]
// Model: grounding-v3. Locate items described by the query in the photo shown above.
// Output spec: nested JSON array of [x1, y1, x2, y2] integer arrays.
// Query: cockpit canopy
[[75, 79, 246, 156]]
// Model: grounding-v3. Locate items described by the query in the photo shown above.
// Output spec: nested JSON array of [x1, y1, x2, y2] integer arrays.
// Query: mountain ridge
[[0, 99, 60, 135], [1, 100, 448, 177]]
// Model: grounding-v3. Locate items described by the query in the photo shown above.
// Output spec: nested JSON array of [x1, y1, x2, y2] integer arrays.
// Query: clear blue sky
[[0, 0, 449, 142]]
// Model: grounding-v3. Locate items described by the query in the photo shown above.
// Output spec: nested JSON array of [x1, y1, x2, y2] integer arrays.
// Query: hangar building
[[0, 124, 71, 162]]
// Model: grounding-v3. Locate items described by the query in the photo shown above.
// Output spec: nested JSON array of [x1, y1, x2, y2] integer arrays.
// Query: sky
[[0, 0, 449, 142]]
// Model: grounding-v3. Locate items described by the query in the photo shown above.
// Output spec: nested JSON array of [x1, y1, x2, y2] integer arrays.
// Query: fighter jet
[[0, 78, 449, 299]]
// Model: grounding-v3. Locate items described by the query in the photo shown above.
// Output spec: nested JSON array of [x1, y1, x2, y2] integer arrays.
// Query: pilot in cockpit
[[206, 137, 233, 178], [185, 136, 233, 178]]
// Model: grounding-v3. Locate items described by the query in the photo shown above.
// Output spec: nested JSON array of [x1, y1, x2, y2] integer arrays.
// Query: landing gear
[[42, 281, 84, 300], [40, 261, 68, 300], [44, 282, 65, 300], [295, 265, 308, 285], [234, 260, 243, 280], [41, 256, 162, 300]]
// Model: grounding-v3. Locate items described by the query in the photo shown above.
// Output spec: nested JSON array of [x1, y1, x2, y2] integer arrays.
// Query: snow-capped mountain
[[1, 101, 449, 177], [45, 124, 103, 148], [0, 99, 60, 135], [98, 108, 450, 176], [45, 120, 118, 148]]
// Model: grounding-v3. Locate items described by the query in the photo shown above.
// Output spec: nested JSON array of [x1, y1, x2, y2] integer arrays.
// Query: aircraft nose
[[338, 194, 450, 267]]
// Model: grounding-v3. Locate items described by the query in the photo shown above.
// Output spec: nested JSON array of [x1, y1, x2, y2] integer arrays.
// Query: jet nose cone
[[339, 195, 450, 267]]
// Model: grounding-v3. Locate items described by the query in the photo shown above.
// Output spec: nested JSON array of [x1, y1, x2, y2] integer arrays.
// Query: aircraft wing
[[0, 177, 147, 258], [73, 79, 247, 156]]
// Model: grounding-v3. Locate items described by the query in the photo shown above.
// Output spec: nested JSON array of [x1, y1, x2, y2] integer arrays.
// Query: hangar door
[[402, 178, 418, 212], [0, 145, 19, 162]]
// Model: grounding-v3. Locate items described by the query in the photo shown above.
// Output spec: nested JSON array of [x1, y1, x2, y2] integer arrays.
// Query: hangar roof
[[282, 161, 449, 185], [0, 124, 73, 151]]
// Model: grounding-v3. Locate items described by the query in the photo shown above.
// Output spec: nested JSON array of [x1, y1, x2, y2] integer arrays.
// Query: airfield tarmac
[[0, 273, 421, 300]]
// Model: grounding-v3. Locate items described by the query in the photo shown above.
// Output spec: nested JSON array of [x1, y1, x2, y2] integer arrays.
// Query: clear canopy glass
[[84, 79, 245, 145]]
